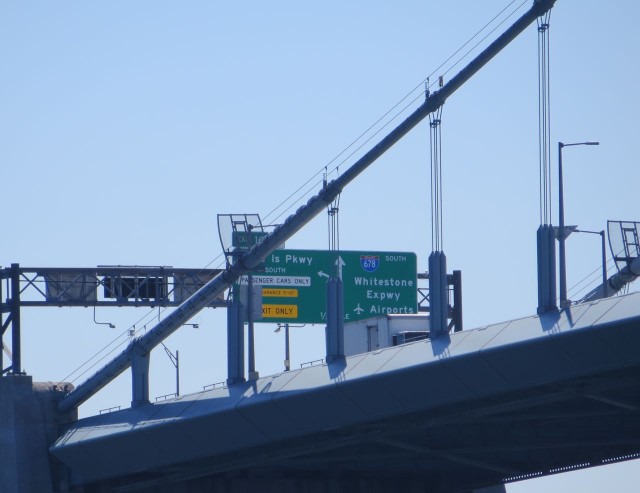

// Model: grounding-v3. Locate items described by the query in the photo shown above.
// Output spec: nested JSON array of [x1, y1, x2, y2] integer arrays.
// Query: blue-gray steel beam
[[226, 301, 245, 385], [428, 251, 448, 335], [57, 0, 556, 414], [130, 345, 150, 406], [537, 224, 557, 313], [6, 266, 224, 308], [325, 277, 344, 362], [10, 264, 21, 375], [452, 270, 463, 332]]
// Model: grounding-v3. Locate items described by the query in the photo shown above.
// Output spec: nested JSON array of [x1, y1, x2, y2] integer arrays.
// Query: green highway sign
[[237, 249, 417, 324], [232, 231, 269, 250]]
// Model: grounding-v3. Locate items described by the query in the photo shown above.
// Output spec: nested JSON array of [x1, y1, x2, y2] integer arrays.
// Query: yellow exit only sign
[[262, 304, 298, 318]]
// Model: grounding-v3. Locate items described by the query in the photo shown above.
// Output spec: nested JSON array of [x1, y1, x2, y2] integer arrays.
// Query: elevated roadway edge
[[51, 291, 640, 492]]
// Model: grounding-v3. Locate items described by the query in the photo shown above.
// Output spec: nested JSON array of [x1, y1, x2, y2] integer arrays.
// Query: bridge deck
[[51, 291, 640, 492]]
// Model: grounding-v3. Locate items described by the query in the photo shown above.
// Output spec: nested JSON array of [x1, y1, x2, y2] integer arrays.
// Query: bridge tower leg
[[325, 277, 344, 363], [429, 251, 448, 336], [537, 224, 557, 314], [227, 301, 245, 385], [131, 345, 150, 407]]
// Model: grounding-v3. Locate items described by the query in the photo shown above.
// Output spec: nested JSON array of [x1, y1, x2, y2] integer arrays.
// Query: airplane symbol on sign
[[353, 303, 364, 315]]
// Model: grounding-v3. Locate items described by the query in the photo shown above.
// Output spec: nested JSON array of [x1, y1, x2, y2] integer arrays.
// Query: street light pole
[[275, 323, 291, 371], [284, 323, 290, 371], [276, 323, 304, 371], [558, 141, 599, 308], [161, 342, 180, 396]]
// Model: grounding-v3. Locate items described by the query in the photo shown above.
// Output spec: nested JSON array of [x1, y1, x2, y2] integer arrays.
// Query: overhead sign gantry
[[0, 265, 224, 376]]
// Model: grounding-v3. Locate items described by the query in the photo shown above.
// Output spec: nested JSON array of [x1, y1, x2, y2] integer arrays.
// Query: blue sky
[[2, 1, 639, 490]]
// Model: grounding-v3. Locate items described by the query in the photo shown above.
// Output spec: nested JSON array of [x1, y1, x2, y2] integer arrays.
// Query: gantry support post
[[227, 301, 245, 385]]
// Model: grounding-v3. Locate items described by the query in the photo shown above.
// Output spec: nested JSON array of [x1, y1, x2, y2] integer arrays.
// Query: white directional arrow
[[317, 271, 330, 279], [335, 256, 346, 280]]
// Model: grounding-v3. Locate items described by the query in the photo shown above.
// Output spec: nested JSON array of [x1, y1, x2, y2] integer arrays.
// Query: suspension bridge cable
[[57, 305, 171, 385], [567, 254, 618, 301], [323, 1, 526, 178], [537, 11, 552, 225], [265, 90, 427, 226], [433, 0, 529, 89], [566, 247, 631, 302], [264, 0, 529, 227]]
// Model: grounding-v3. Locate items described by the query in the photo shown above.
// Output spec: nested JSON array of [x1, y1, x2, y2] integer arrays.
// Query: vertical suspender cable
[[430, 116, 435, 251], [437, 106, 444, 246], [535, 11, 557, 314], [537, 14, 552, 225], [430, 108, 444, 251]]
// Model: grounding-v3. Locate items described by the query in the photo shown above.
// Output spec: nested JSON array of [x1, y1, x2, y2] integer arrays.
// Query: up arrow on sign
[[335, 256, 346, 280]]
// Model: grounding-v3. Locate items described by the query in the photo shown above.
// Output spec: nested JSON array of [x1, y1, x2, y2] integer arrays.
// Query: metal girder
[[584, 393, 639, 411], [446, 437, 640, 456], [3, 266, 225, 308], [111, 429, 388, 492], [462, 408, 628, 424], [376, 437, 519, 476]]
